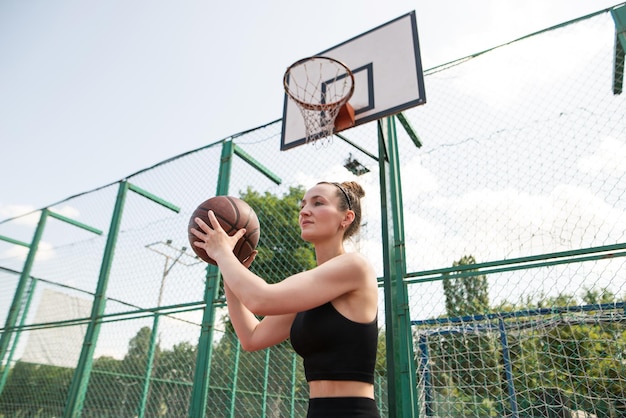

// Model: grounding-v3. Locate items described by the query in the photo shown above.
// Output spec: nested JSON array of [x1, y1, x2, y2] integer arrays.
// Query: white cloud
[[443, 17, 611, 110], [0, 204, 39, 226], [2, 240, 56, 261], [402, 155, 439, 194], [50, 204, 81, 219], [416, 182, 625, 264], [578, 136, 626, 175], [0, 203, 81, 226]]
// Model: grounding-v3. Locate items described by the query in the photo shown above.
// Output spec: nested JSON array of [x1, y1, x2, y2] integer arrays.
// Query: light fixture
[[343, 153, 370, 176]]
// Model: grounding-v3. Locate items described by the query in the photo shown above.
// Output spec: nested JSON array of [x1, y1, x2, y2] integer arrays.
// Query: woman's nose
[[299, 205, 310, 216]]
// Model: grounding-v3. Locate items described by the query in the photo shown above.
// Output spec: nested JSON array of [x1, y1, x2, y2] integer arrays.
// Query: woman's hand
[[190, 210, 247, 264], [242, 251, 258, 268]]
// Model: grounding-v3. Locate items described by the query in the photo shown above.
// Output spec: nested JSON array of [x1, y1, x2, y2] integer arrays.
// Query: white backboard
[[280, 11, 426, 151]]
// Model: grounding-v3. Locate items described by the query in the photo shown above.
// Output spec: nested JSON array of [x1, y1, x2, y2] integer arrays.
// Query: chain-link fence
[[1, 7, 625, 417]]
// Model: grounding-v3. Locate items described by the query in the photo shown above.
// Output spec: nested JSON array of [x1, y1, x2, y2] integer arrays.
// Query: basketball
[[188, 196, 260, 265]]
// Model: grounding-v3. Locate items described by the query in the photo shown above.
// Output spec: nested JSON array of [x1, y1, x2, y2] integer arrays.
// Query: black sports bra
[[290, 302, 378, 384]]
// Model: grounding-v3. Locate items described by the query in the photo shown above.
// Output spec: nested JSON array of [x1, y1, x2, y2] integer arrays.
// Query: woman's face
[[299, 184, 344, 242]]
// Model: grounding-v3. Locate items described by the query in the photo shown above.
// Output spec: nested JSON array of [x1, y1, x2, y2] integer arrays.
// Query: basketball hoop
[[283, 56, 355, 147]]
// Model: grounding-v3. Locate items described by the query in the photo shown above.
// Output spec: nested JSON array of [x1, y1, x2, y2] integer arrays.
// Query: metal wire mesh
[[0, 8, 625, 418]]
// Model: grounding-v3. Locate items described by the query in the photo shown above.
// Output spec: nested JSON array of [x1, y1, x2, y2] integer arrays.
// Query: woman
[[190, 181, 380, 417]]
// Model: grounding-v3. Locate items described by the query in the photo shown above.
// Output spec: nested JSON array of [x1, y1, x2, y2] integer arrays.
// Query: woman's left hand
[[242, 250, 258, 269]]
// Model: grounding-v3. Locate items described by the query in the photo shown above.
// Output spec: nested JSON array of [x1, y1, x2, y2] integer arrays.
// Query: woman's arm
[[223, 283, 294, 351], [192, 210, 375, 315], [219, 250, 374, 316]]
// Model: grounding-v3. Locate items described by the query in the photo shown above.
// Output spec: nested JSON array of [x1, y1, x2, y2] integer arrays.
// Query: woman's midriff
[[308, 380, 375, 399]]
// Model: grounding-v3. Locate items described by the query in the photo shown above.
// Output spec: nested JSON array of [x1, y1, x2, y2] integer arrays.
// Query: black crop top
[[290, 302, 378, 384]]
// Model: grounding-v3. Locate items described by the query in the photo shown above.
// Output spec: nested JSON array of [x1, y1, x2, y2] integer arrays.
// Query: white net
[[283, 56, 354, 147]]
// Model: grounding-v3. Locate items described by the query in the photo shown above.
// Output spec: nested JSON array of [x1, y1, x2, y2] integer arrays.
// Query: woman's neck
[[315, 242, 345, 265]]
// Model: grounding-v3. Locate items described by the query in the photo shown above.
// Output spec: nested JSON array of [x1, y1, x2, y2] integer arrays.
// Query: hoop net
[[284, 56, 355, 147]]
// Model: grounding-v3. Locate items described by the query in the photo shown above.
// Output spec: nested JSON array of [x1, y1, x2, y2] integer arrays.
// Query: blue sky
[[1, 0, 621, 218]]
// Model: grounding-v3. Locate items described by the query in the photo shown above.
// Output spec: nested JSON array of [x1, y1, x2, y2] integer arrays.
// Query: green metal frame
[[612, 4, 626, 94], [0, 208, 103, 399], [188, 140, 233, 416], [0, 276, 36, 395], [137, 312, 160, 418], [188, 139, 281, 417], [64, 181, 180, 417], [0, 209, 49, 371], [378, 117, 419, 417]]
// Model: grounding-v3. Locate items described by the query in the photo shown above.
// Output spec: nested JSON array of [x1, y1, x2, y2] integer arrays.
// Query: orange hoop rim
[[283, 56, 355, 111]]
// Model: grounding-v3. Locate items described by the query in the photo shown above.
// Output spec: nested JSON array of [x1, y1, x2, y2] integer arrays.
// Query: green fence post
[[188, 139, 281, 417], [0, 275, 37, 395], [611, 4, 626, 94], [59, 181, 176, 417], [262, 348, 270, 416], [229, 342, 241, 418], [290, 351, 297, 417], [63, 181, 130, 417], [188, 264, 221, 416], [137, 313, 161, 418], [189, 139, 234, 417], [0, 209, 102, 399], [0, 209, 48, 376], [378, 118, 419, 417]]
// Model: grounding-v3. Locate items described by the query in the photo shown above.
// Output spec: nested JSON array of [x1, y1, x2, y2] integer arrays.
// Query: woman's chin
[[300, 231, 315, 242]]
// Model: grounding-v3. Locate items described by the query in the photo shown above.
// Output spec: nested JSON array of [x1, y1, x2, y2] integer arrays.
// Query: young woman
[[190, 181, 380, 417]]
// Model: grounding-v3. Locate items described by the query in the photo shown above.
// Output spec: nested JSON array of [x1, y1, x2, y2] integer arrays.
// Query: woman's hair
[[318, 181, 365, 240]]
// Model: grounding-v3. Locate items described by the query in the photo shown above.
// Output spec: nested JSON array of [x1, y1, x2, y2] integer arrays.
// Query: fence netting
[[1, 8, 625, 418]]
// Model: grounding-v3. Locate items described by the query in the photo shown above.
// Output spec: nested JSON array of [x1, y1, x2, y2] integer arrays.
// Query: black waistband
[[307, 397, 380, 418]]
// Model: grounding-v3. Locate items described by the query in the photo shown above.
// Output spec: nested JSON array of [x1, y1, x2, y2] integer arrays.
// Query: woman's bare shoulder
[[333, 252, 376, 278]]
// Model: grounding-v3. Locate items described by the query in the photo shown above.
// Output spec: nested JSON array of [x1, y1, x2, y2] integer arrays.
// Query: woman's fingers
[[190, 210, 248, 262], [232, 228, 247, 241], [207, 210, 223, 231]]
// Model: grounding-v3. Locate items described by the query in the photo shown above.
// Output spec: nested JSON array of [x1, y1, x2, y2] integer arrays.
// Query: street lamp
[[344, 153, 370, 176], [145, 240, 201, 307]]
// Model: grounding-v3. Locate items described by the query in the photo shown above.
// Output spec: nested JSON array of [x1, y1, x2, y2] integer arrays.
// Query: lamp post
[[145, 239, 202, 306], [138, 240, 200, 418]]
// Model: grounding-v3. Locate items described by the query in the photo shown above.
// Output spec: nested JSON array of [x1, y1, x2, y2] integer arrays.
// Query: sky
[[0, 0, 622, 220]]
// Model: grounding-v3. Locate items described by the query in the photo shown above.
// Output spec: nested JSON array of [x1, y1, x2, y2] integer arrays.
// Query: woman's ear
[[344, 210, 356, 225]]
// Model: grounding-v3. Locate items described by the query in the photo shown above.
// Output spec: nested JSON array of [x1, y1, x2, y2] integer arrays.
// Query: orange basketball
[[188, 196, 260, 265]]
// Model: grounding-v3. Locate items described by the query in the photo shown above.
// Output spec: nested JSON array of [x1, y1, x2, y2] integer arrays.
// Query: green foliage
[[430, 255, 626, 416], [581, 286, 616, 304], [122, 326, 158, 377], [434, 255, 500, 409], [241, 186, 316, 283], [83, 328, 196, 417], [0, 361, 72, 417], [442, 255, 490, 317]]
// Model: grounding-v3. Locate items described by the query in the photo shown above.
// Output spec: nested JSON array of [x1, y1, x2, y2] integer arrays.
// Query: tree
[[430, 255, 499, 415], [492, 288, 626, 417], [529, 291, 626, 416], [110, 326, 159, 417], [153, 341, 197, 417], [0, 361, 72, 417], [442, 255, 489, 317], [241, 186, 316, 284], [84, 356, 124, 415]]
